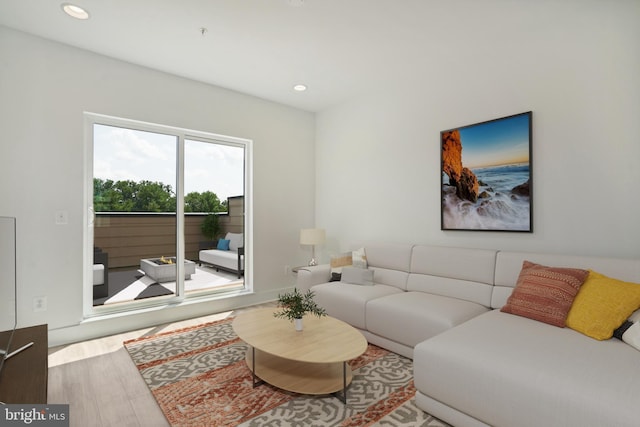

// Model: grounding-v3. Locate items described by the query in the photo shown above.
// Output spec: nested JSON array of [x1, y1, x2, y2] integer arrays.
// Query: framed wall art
[[441, 111, 532, 232]]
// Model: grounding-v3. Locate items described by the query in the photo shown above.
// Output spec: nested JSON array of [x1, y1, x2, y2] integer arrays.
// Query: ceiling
[[0, 0, 589, 112]]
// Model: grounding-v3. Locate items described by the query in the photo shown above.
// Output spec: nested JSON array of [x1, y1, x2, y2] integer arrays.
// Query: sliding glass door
[[92, 124, 178, 306], [85, 114, 250, 316], [184, 138, 245, 294]]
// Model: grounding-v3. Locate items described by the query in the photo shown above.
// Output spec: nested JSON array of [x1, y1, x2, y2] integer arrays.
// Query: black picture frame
[[441, 111, 532, 232]]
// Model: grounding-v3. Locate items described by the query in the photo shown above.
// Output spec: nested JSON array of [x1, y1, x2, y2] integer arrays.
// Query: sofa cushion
[[199, 248, 244, 271], [362, 242, 413, 272], [226, 232, 243, 251], [341, 266, 374, 286], [410, 245, 497, 285], [566, 270, 640, 340], [500, 261, 589, 327], [366, 292, 488, 349], [408, 245, 497, 307], [414, 309, 640, 427], [310, 282, 402, 330], [92, 264, 104, 286], [359, 243, 413, 291], [368, 266, 409, 291], [407, 275, 493, 308]]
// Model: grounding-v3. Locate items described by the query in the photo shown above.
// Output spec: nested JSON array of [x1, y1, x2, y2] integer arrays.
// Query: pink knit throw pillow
[[501, 261, 589, 327]]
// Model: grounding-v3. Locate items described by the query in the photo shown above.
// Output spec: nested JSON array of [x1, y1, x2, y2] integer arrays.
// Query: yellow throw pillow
[[566, 270, 640, 340]]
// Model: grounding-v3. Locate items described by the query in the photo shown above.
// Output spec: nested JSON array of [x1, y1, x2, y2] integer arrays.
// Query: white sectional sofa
[[295, 243, 640, 427], [198, 232, 244, 278]]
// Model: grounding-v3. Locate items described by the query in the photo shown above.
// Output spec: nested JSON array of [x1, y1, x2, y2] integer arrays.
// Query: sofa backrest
[[492, 251, 640, 309], [363, 242, 413, 291], [359, 242, 640, 310], [407, 245, 498, 307], [226, 232, 243, 252]]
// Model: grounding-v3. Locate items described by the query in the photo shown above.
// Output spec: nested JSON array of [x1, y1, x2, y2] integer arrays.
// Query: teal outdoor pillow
[[217, 239, 230, 251]]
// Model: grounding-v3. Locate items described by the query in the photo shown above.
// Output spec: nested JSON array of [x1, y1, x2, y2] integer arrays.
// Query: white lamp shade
[[300, 228, 326, 245]]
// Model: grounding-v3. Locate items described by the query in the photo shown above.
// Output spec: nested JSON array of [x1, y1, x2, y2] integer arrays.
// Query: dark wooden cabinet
[[0, 324, 48, 403]]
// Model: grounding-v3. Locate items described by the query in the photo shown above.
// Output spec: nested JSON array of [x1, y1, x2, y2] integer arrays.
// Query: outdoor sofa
[[198, 232, 244, 278], [92, 247, 109, 298]]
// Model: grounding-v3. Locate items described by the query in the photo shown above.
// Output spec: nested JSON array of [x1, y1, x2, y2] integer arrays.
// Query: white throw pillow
[[330, 252, 352, 274], [352, 247, 367, 269], [622, 322, 640, 352], [341, 266, 374, 286]]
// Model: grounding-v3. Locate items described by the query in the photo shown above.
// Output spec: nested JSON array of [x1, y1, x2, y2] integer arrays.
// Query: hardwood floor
[[47, 303, 274, 427]]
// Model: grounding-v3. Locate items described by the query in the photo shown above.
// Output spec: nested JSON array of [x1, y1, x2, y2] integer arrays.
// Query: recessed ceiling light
[[293, 84, 307, 92], [61, 3, 90, 20]]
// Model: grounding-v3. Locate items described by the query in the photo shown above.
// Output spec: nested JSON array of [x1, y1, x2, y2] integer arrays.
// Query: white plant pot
[[294, 318, 303, 331]]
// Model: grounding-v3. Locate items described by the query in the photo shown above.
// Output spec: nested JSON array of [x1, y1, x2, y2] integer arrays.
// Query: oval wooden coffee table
[[232, 307, 367, 403]]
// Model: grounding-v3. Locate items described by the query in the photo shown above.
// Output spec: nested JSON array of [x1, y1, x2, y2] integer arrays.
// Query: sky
[[457, 113, 531, 169], [93, 124, 244, 201]]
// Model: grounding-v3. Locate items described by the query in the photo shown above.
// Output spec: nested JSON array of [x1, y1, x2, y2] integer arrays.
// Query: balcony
[[92, 197, 244, 306]]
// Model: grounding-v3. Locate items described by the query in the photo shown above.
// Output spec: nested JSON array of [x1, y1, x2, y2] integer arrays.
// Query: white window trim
[[83, 112, 253, 319]]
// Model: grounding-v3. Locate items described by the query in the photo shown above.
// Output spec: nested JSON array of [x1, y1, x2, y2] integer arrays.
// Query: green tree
[[94, 178, 174, 212], [94, 178, 136, 212], [134, 180, 176, 212], [184, 191, 224, 213], [93, 178, 110, 212], [111, 180, 137, 211], [94, 178, 225, 213]]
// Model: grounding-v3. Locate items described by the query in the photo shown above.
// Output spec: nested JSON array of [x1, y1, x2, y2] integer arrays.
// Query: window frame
[[83, 112, 253, 318]]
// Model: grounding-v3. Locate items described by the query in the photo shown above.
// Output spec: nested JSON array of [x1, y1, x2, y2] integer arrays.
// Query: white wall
[[315, 1, 640, 260], [2, 1, 639, 345], [0, 27, 315, 344]]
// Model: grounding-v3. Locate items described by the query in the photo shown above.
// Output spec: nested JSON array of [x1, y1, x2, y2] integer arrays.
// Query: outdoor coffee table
[[232, 307, 367, 403]]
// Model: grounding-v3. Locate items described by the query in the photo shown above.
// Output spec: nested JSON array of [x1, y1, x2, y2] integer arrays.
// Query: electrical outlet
[[33, 296, 47, 312]]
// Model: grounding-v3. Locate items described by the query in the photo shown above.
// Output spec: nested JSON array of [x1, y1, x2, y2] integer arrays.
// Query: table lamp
[[300, 228, 325, 266]]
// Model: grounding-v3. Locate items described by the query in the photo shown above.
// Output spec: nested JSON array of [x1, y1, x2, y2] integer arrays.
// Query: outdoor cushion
[[226, 232, 243, 251]]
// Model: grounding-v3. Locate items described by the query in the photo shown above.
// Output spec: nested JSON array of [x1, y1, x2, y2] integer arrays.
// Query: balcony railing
[[94, 196, 244, 270]]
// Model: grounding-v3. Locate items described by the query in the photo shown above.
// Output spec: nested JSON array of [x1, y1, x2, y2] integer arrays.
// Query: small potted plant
[[274, 288, 326, 331]]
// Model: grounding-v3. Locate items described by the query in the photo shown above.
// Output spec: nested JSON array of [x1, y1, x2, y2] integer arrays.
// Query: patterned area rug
[[124, 317, 450, 426]]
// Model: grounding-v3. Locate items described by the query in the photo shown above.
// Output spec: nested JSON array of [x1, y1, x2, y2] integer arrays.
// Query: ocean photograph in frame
[[441, 111, 532, 232]]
